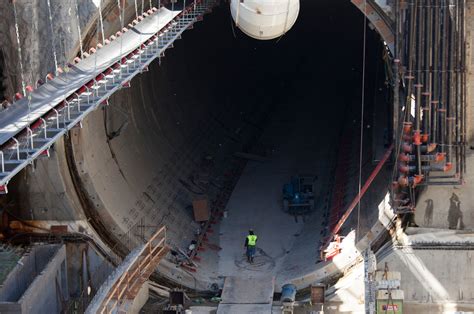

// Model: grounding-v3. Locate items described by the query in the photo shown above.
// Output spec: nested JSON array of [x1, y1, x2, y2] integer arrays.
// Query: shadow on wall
[[421, 194, 464, 229], [417, 190, 470, 230]]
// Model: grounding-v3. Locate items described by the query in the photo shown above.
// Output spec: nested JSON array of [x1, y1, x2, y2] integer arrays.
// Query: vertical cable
[[117, 0, 124, 59], [74, 0, 84, 58], [117, 0, 125, 80], [117, 0, 124, 28], [94, 18, 99, 74], [98, 0, 106, 45], [134, 0, 139, 19], [12, 1, 26, 96], [357, 0, 368, 240], [46, 0, 59, 74]]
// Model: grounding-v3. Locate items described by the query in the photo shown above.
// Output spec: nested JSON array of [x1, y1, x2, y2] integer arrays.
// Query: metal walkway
[[86, 226, 169, 314], [0, 0, 216, 193]]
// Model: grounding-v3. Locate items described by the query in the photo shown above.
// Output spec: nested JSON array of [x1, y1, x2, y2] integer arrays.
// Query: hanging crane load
[[230, 0, 300, 40]]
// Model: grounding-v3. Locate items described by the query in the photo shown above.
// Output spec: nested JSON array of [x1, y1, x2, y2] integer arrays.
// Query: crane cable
[[97, 0, 106, 45], [74, 0, 85, 59], [46, 0, 59, 75], [134, 0, 139, 19], [117, 0, 125, 64], [357, 0, 368, 240], [12, 1, 26, 96], [12, 0, 30, 158]]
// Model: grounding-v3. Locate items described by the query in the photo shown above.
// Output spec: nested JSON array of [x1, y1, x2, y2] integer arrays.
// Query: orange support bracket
[[322, 144, 394, 259]]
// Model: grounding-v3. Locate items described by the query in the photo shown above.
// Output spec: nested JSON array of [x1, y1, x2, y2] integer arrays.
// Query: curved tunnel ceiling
[[8, 0, 393, 291]]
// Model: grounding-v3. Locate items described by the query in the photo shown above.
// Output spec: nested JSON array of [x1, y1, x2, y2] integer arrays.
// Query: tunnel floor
[[217, 100, 337, 283]]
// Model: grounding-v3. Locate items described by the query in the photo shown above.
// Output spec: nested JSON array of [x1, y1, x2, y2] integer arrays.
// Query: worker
[[244, 229, 258, 263]]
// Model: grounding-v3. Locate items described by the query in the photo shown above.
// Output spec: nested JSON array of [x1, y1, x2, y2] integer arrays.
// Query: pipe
[[455, 0, 463, 175], [393, 59, 400, 158], [447, 0, 456, 164], [405, 0, 418, 118], [330, 144, 393, 236], [402, 142, 437, 153], [415, 0, 423, 111], [415, 83, 422, 175], [457, 0, 462, 170], [461, 0, 467, 178], [424, 0, 433, 142], [440, 0, 449, 152], [432, 0, 440, 143], [399, 162, 451, 173], [399, 152, 445, 162], [397, 174, 423, 187], [403, 121, 413, 134]]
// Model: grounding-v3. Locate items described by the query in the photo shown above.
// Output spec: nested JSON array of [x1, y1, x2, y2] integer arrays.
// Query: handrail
[[90, 226, 168, 314]]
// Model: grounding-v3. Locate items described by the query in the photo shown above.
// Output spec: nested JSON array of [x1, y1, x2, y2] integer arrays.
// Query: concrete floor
[[217, 100, 338, 287]]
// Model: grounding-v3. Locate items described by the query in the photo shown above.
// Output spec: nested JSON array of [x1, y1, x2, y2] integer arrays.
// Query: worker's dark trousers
[[246, 246, 256, 263]]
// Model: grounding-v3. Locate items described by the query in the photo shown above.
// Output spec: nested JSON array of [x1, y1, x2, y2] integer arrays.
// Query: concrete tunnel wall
[[0, 0, 396, 291]]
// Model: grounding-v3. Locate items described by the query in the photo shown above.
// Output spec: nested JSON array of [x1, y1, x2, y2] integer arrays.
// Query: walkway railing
[[0, 0, 217, 193], [86, 226, 169, 314]]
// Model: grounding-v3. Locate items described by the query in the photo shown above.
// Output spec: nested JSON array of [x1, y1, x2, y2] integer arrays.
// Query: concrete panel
[[217, 304, 272, 314], [0, 245, 59, 303], [220, 276, 274, 305], [19, 245, 67, 314], [0, 245, 67, 314]]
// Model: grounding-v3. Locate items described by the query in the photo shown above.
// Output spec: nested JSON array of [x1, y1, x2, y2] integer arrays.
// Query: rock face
[[0, 0, 143, 98]]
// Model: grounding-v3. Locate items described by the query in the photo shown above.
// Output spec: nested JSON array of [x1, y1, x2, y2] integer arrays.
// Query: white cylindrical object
[[230, 0, 300, 40]]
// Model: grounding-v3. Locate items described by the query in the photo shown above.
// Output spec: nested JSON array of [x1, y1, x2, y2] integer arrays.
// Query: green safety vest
[[247, 235, 257, 246]]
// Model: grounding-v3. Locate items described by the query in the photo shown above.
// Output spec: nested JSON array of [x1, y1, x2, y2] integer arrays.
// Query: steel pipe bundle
[[392, 0, 467, 214]]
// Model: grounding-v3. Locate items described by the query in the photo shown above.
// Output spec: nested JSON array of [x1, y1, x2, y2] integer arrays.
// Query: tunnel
[[9, 0, 391, 292]]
